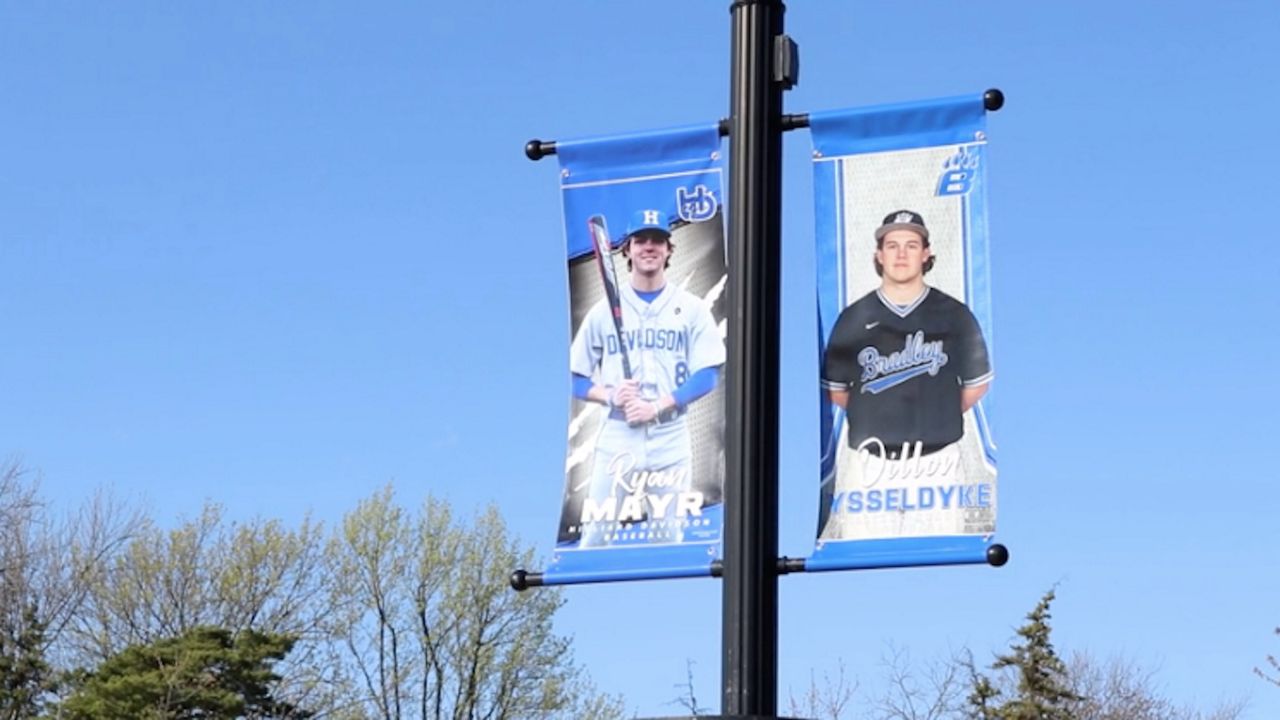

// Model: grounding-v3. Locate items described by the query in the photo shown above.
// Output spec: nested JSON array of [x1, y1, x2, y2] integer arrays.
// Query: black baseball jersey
[[822, 287, 992, 452]]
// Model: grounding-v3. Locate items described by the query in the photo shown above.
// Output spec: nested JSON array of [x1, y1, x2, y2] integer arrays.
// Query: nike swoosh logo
[[865, 321, 880, 330]]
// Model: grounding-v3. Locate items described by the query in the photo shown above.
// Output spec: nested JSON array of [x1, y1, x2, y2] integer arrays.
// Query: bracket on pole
[[774, 34, 799, 89], [523, 88, 1003, 162]]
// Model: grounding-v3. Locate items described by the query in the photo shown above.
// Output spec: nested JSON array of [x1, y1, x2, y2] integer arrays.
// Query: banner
[[544, 124, 727, 585], [808, 95, 999, 571]]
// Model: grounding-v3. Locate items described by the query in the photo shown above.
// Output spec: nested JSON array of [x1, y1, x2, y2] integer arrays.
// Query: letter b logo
[[936, 169, 972, 196]]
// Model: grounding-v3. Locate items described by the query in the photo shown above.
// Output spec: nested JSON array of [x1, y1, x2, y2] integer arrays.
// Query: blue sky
[[3, 1, 1278, 717]]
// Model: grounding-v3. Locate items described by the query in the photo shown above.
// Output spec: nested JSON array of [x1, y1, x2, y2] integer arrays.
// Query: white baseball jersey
[[570, 282, 723, 424], [569, 281, 724, 546]]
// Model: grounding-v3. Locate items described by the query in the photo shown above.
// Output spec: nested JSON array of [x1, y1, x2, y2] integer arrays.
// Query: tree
[[326, 488, 623, 720], [786, 658, 859, 720], [1257, 626, 1280, 688], [963, 650, 1004, 720], [669, 659, 713, 717], [1065, 652, 1243, 720], [878, 646, 963, 720], [0, 471, 619, 718], [963, 591, 1242, 720], [967, 590, 1080, 720], [0, 460, 139, 719], [71, 503, 331, 655], [69, 502, 345, 716], [789, 590, 1243, 720], [58, 626, 309, 719], [0, 602, 55, 720]]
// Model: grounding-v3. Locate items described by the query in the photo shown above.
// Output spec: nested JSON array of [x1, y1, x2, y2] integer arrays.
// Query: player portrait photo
[[816, 142, 998, 543], [559, 190, 727, 551]]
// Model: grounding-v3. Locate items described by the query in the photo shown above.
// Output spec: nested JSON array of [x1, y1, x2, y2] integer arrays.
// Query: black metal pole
[[723, 0, 785, 716]]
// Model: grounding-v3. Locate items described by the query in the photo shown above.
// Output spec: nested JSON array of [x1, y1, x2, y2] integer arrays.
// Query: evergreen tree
[[2, 472, 619, 718], [57, 626, 310, 719], [963, 656, 1002, 720], [993, 590, 1080, 719], [967, 590, 1081, 720], [0, 602, 55, 719]]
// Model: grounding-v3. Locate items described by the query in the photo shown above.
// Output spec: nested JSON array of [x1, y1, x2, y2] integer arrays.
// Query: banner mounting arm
[[523, 88, 1004, 162]]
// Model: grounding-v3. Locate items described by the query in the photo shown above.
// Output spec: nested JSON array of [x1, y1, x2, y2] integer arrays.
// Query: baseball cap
[[874, 209, 929, 241], [624, 209, 672, 240]]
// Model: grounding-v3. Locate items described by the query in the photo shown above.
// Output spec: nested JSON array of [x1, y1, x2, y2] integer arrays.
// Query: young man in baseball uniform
[[569, 209, 725, 546], [821, 210, 993, 540]]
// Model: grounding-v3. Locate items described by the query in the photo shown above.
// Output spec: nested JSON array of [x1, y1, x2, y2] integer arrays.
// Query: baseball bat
[[587, 215, 633, 380]]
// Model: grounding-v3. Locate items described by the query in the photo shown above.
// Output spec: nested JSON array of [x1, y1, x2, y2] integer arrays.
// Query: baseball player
[[820, 209, 992, 538], [569, 209, 725, 546]]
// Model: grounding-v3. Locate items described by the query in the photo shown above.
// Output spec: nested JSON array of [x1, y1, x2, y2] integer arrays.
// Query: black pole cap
[[525, 139, 555, 161], [986, 543, 1009, 567], [509, 569, 528, 591], [983, 88, 1005, 112], [510, 569, 549, 591]]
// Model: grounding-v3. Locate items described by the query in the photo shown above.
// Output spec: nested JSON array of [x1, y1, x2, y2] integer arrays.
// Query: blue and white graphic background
[[817, 143, 998, 542], [547, 126, 728, 585]]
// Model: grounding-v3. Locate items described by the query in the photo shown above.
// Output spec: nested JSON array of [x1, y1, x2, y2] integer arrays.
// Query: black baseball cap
[[875, 210, 929, 242]]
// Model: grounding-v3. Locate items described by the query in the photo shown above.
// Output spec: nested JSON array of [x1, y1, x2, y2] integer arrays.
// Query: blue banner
[[808, 94, 1000, 572], [545, 123, 727, 585]]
